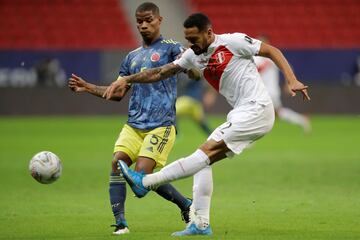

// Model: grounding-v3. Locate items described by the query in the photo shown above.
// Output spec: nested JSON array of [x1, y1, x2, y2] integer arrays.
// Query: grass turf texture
[[0, 115, 359, 240]]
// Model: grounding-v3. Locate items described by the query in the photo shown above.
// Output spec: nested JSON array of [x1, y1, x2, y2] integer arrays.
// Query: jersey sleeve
[[173, 48, 195, 70], [226, 33, 262, 57], [170, 42, 185, 61], [119, 54, 131, 77]]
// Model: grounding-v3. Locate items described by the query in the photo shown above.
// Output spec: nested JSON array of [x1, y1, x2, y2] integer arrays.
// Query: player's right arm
[[103, 49, 195, 100], [103, 63, 184, 100], [68, 73, 129, 101]]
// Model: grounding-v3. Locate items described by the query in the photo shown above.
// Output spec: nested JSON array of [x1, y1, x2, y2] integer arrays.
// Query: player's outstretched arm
[[68, 73, 129, 101], [258, 43, 310, 101], [103, 63, 183, 100]]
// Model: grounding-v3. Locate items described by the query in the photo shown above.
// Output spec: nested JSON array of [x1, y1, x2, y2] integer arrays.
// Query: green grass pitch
[[0, 115, 359, 239]]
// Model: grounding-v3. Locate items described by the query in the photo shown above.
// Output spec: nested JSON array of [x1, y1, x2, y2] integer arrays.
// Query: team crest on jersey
[[150, 52, 160, 62], [215, 52, 225, 64]]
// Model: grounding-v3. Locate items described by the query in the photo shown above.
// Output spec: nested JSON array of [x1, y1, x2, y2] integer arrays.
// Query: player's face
[[184, 27, 212, 55], [135, 10, 162, 44]]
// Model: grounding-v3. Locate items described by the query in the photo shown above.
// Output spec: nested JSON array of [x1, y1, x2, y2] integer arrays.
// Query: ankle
[[195, 216, 210, 230]]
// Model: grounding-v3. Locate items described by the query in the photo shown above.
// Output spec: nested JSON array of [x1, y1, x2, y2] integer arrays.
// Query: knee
[[199, 141, 211, 152], [134, 157, 156, 174], [113, 152, 124, 161], [199, 141, 217, 155], [112, 152, 132, 172]]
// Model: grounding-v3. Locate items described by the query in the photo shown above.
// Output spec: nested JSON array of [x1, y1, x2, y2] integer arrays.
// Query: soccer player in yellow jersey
[[69, 2, 193, 235]]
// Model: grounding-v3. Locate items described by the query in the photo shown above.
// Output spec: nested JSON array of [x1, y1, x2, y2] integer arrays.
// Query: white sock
[[193, 166, 213, 230], [277, 107, 309, 129], [143, 149, 210, 189]]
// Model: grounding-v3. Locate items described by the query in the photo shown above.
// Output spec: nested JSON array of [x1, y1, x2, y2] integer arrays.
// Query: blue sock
[[109, 171, 127, 226], [155, 183, 191, 211]]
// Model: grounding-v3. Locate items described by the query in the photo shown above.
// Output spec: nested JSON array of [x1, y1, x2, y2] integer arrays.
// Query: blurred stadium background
[[1, 0, 360, 239], [0, 0, 360, 114]]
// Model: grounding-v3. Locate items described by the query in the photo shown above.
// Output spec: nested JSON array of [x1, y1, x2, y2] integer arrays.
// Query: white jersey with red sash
[[174, 33, 272, 108]]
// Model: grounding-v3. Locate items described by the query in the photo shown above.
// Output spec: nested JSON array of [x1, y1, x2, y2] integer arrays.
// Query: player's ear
[[158, 16, 163, 25], [206, 28, 213, 40], [207, 28, 213, 37]]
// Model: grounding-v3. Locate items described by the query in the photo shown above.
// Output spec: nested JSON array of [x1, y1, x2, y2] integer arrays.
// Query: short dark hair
[[183, 13, 211, 32], [136, 2, 160, 15]]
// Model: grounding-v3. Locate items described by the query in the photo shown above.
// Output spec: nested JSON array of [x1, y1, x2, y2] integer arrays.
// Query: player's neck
[[143, 34, 162, 47]]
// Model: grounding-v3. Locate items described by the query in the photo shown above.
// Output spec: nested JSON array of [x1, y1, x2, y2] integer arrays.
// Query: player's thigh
[[139, 125, 176, 168], [113, 124, 143, 164]]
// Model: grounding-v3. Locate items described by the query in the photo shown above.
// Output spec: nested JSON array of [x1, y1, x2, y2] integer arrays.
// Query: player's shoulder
[[161, 38, 184, 51], [219, 32, 259, 50], [127, 46, 142, 57], [218, 32, 248, 41], [160, 38, 181, 46], [160, 38, 185, 58]]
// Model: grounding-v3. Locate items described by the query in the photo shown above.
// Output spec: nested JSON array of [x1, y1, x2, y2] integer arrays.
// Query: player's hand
[[103, 77, 128, 100], [289, 80, 310, 101], [68, 73, 88, 92], [187, 68, 201, 80], [282, 84, 293, 96]]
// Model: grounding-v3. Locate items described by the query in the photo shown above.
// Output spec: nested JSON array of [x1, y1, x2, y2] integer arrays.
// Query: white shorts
[[208, 101, 275, 157]]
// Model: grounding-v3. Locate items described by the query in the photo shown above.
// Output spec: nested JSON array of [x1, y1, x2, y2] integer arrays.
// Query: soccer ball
[[29, 151, 62, 184]]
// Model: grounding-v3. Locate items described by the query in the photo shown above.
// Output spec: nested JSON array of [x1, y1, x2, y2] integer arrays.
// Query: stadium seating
[[0, 0, 137, 50], [190, 0, 360, 48]]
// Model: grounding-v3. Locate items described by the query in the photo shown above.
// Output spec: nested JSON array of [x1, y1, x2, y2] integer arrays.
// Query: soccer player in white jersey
[[254, 35, 311, 132], [103, 13, 310, 236]]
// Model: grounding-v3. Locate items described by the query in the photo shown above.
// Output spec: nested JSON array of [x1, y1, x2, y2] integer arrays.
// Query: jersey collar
[[142, 35, 164, 48]]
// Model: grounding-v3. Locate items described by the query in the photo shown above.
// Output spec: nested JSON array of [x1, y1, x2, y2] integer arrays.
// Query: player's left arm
[[258, 43, 310, 101], [103, 63, 184, 99]]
